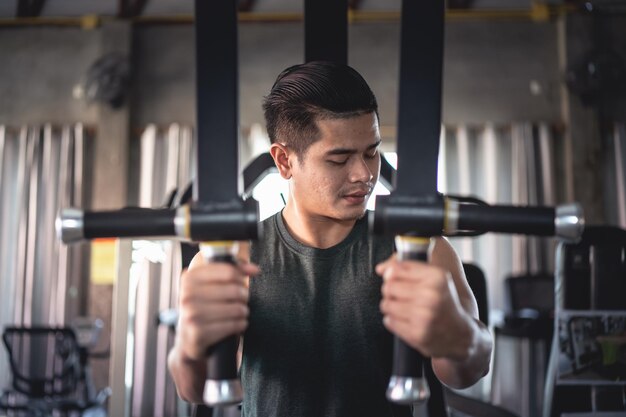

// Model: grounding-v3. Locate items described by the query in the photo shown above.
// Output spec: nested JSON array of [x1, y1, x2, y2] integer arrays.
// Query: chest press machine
[[56, 0, 585, 416]]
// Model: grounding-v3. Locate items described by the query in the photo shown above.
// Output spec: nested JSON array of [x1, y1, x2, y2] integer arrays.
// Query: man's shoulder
[[258, 211, 279, 234], [250, 212, 280, 246]]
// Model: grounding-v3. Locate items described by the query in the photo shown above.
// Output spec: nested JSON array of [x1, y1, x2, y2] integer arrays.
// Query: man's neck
[[281, 202, 357, 249]]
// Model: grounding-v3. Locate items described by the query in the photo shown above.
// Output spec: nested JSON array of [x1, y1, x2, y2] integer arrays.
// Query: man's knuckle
[[228, 284, 244, 300], [231, 320, 246, 333]]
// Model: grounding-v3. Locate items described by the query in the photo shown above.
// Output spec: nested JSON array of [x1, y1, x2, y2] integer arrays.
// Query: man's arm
[[168, 342, 208, 403], [376, 237, 493, 389], [428, 238, 492, 388]]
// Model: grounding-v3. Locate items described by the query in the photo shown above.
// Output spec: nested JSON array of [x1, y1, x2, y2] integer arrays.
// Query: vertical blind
[[130, 124, 194, 417], [0, 124, 90, 388]]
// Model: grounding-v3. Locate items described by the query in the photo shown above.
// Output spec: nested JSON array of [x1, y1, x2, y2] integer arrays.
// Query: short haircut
[[263, 61, 379, 159]]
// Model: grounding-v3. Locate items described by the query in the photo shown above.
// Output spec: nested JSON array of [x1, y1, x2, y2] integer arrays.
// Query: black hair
[[263, 61, 378, 159]]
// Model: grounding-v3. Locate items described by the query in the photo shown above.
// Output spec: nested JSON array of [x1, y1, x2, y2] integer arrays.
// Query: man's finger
[[181, 282, 249, 304], [182, 302, 249, 325], [184, 263, 248, 285]]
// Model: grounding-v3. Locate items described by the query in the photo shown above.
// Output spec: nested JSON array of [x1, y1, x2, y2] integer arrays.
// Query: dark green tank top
[[242, 212, 411, 417]]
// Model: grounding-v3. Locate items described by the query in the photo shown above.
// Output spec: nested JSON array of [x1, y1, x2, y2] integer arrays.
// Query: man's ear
[[269, 143, 292, 179]]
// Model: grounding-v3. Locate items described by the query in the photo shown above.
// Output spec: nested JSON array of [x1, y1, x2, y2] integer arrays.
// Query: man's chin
[[336, 206, 368, 222]]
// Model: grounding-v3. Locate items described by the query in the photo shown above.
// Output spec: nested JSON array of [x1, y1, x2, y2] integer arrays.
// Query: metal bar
[[394, 0, 444, 195], [304, 0, 347, 64], [194, 0, 239, 203], [375, 2, 447, 393]]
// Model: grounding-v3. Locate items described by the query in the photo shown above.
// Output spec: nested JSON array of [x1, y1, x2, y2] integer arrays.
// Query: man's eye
[[365, 150, 378, 159], [328, 159, 348, 166]]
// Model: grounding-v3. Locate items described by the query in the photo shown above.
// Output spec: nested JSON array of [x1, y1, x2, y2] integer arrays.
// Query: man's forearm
[[431, 317, 493, 389], [168, 346, 208, 403]]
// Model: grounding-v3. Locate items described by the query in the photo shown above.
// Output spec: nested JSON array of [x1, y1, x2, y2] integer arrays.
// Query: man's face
[[289, 112, 381, 222]]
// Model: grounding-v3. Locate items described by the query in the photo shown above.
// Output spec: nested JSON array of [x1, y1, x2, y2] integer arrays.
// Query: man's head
[[263, 61, 379, 160], [265, 62, 382, 223]]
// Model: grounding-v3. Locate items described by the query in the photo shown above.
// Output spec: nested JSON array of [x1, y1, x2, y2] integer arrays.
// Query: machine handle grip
[[386, 237, 431, 404], [201, 245, 243, 406], [206, 254, 240, 382], [457, 204, 555, 236]]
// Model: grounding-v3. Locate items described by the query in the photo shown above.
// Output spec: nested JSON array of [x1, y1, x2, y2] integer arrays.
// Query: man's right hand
[[175, 254, 259, 362]]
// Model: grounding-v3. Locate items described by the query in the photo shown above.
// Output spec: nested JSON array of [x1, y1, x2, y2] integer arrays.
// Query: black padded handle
[[205, 253, 239, 382], [392, 249, 427, 381]]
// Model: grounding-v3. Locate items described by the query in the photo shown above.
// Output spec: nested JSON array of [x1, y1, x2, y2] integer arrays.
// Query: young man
[[168, 61, 493, 416]]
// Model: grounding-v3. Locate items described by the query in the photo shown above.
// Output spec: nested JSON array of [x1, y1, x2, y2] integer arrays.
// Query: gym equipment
[[369, 0, 585, 414], [304, 0, 347, 64], [491, 273, 554, 417], [543, 226, 626, 417], [0, 324, 110, 417]]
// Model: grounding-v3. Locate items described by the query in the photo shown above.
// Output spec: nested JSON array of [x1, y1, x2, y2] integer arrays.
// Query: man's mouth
[[343, 190, 371, 204]]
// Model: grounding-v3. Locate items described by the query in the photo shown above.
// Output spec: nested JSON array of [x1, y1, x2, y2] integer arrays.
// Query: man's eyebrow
[[367, 139, 383, 151], [325, 139, 382, 156]]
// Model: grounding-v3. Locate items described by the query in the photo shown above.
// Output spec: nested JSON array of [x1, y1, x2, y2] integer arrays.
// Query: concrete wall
[[2, 18, 620, 131], [0, 27, 101, 125], [130, 20, 562, 130]]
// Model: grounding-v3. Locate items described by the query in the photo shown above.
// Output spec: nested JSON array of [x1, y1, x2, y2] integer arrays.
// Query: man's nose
[[350, 157, 374, 183]]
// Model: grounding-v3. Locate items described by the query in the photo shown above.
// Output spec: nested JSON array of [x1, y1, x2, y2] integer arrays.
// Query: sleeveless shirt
[[242, 212, 412, 417]]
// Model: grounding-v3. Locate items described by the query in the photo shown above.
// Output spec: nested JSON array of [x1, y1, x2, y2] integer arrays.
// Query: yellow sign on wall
[[90, 239, 117, 285]]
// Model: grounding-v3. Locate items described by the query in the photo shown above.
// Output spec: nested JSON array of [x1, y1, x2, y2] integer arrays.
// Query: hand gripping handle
[[386, 236, 431, 404]]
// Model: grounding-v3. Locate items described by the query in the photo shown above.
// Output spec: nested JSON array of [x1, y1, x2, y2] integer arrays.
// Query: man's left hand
[[376, 257, 475, 361]]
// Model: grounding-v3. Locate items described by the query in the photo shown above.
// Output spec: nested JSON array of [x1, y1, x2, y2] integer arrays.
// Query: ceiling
[[0, 0, 600, 19], [1, 0, 625, 19]]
